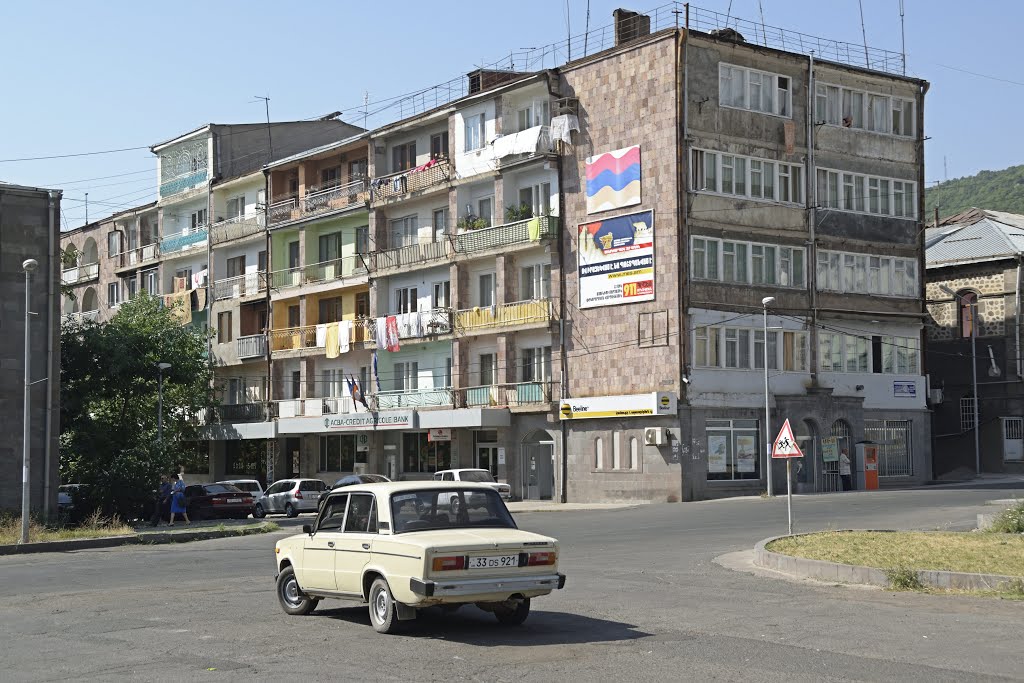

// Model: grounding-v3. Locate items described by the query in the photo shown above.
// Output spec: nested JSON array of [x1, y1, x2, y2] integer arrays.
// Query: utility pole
[[762, 296, 775, 497], [255, 95, 273, 161], [20, 258, 38, 545]]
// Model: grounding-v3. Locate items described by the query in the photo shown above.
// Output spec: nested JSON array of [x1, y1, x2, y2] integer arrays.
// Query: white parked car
[[274, 481, 564, 633], [434, 469, 511, 501], [216, 479, 264, 500]]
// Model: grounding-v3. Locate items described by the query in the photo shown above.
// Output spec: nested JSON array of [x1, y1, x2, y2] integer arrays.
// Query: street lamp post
[[940, 285, 981, 475], [20, 258, 38, 545], [156, 362, 172, 443], [762, 296, 776, 497]]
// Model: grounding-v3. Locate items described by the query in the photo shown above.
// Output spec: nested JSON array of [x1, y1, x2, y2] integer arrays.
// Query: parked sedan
[[182, 483, 254, 520], [254, 479, 327, 518], [434, 469, 511, 500], [333, 474, 391, 489], [273, 481, 565, 634]]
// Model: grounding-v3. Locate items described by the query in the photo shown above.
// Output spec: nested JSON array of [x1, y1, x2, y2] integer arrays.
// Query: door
[[476, 445, 498, 476], [333, 493, 376, 594], [302, 493, 347, 590], [522, 443, 554, 500]]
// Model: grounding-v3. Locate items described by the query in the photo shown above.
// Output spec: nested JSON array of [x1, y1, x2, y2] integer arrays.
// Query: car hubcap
[[373, 587, 388, 622], [283, 577, 302, 607]]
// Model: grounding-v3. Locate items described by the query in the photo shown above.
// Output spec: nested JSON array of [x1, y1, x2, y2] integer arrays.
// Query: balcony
[[236, 334, 267, 359], [304, 255, 369, 286], [302, 178, 369, 218], [267, 195, 299, 226], [375, 387, 453, 410], [62, 310, 100, 325], [275, 396, 355, 418], [453, 215, 558, 255], [160, 169, 206, 198], [457, 381, 557, 408], [370, 159, 452, 203], [270, 320, 374, 353], [372, 240, 449, 273], [61, 262, 99, 286], [113, 243, 160, 271], [208, 402, 270, 423], [369, 309, 452, 345], [455, 299, 553, 334], [213, 273, 267, 301], [160, 227, 208, 255], [210, 213, 265, 245]]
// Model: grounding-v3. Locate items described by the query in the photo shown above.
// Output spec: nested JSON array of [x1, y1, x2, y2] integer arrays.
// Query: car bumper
[[410, 573, 566, 598]]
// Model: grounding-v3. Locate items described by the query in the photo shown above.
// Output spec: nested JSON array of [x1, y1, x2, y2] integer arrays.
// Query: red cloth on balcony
[[384, 316, 400, 352], [411, 158, 437, 174]]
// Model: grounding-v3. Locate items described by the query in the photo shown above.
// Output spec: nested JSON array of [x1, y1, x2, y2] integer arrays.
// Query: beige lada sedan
[[274, 481, 565, 633]]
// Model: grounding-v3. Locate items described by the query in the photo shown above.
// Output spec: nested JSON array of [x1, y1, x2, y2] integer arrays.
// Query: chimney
[[613, 8, 651, 46]]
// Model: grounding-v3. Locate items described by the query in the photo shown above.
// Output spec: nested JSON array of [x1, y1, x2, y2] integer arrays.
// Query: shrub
[[988, 500, 1024, 534], [885, 565, 924, 591]]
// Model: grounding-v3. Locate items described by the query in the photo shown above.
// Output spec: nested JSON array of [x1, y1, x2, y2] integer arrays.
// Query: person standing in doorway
[[168, 474, 190, 526], [840, 448, 853, 491]]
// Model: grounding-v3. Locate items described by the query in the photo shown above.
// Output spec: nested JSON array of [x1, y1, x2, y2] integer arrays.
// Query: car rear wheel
[[253, 503, 266, 519], [494, 598, 530, 626], [368, 577, 401, 634], [285, 503, 297, 518], [276, 566, 318, 616]]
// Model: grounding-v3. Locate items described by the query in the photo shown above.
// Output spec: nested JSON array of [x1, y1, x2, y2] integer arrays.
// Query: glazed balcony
[[61, 262, 99, 286], [269, 319, 374, 353], [370, 159, 452, 203], [275, 396, 356, 418], [236, 334, 267, 359], [160, 226, 208, 255], [456, 380, 557, 408], [453, 215, 558, 255], [210, 212, 265, 245], [301, 178, 369, 218], [372, 240, 449, 273], [212, 273, 267, 301], [454, 299, 554, 334], [375, 386, 453, 410]]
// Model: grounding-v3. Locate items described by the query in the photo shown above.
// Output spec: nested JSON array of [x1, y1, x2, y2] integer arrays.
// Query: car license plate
[[468, 554, 519, 569], [227, 498, 241, 503]]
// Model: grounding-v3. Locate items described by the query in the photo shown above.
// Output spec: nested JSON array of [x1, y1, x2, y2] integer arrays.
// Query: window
[[190, 208, 207, 230], [107, 282, 120, 308], [816, 168, 916, 219], [125, 276, 137, 301], [519, 183, 552, 217], [815, 84, 841, 125], [778, 163, 802, 204], [817, 250, 918, 297], [476, 197, 493, 228], [317, 495, 348, 531], [432, 208, 449, 242], [697, 324, 806, 372], [629, 437, 638, 470], [432, 281, 450, 309], [348, 159, 368, 180], [821, 332, 918, 374], [288, 241, 300, 269], [319, 435, 356, 472], [395, 287, 418, 314], [707, 419, 760, 481], [867, 94, 889, 133], [344, 494, 375, 533], [479, 353, 496, 386], [287, 305, 300, 328], [401, 432, 452, 474], [318, 231, 341, 262], [521, 346, 552, 382], [142, 269, 159, 295], [355, 292, 370, 319], [392, 141, 416, 172], [226, 255, 245, 279], [430, 132, 449, 160], [594, 438, 604, 469], [318, 297, 343, 323], [724, 328, 750, 368], [217, 311, 232, 344], [719, 64, 792, 116], [521, 263, 551, 300], [516, 100, 549, 131], [960, 396, 977, 434], [320, 167, 340, 187], [892, 98, 915, 137], [958, 290, 978, 338], [478, 273, 494, 307], [355, 226, 369, 255], [612, 431, 622, 469], [465, 113, 485, 151], [394, 362, 418, 391], [691, 149, 802, 204], [390, 215, 418, 249], [751, 245, 776, 285], [817, 82, 915, 137], [226, 195, 246, 218]]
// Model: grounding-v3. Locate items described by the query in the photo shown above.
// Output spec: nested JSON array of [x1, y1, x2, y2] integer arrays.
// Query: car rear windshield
[[389, 489, 516, 533], [203, 484, 241, 494], [232, 482, 260, 493], [300, 480, 326, 491], [458, 471, 496, 483], [363, 474, 389, 483]]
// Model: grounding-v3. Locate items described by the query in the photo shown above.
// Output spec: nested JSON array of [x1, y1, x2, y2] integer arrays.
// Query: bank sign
[[577, 209, 655, 309], [559, 392, 676, 420], [278, 410, 415, 434]]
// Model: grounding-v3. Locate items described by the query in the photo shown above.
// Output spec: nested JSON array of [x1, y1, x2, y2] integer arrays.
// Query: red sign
[[772, 419, 804, 459]]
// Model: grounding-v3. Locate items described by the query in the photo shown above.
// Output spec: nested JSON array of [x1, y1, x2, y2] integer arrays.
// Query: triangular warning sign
[[772, 418, 804, 458]]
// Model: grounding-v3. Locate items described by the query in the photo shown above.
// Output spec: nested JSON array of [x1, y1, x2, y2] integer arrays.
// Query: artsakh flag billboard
[[585, 145, 641, 214], [577, 209, 655, 309]]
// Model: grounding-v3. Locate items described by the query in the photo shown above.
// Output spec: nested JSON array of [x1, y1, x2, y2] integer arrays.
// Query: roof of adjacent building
[[925, 208, 1024, 268], [264, 130, 371, 170]]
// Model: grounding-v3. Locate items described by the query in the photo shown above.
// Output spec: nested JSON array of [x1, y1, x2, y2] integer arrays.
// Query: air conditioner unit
[[644, 427, 664, 446]]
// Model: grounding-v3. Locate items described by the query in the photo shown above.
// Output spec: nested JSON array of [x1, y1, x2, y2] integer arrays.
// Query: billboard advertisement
[[577, 209, 655, 309]]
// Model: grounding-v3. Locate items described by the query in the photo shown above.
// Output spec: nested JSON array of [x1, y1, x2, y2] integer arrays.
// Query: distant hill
[[925, 165, 1024, 220]]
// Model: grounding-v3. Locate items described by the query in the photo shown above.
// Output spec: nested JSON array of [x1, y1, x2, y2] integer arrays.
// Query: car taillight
[[432, 555, 467, 571], [294, 490, 304, 499], [527, 551, 556, 566]]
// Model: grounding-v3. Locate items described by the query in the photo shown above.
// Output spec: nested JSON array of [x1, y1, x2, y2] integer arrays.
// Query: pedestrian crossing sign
[[772, 419, 803, 458]]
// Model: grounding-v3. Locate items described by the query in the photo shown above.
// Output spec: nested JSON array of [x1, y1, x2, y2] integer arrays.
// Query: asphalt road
[[2, 483, 1022, 682]]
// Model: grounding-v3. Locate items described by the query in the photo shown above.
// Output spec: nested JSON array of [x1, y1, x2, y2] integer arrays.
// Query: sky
[[1, 0, 1020, 229]]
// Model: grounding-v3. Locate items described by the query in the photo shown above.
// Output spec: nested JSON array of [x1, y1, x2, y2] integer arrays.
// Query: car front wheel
[[494, 598, 530, 626], [276, 566, 318, 615], [368, 577, 401, 634]]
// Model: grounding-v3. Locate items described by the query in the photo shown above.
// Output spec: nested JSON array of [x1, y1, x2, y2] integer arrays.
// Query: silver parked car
[[253, 479, 327, 518]]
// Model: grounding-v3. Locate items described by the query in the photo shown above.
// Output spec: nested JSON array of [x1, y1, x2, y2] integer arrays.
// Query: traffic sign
[[772, 419, 803, 458]]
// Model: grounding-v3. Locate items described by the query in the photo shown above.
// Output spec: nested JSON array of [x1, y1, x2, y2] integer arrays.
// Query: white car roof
[[323, 481, 499, 496]]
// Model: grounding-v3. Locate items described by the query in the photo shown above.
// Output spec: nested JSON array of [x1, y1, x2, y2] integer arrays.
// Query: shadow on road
[[311, 605, 652, 645]]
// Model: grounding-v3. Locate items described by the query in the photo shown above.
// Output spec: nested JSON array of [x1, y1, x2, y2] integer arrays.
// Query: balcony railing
[[236, 334, 267, 359], [304, 255, 369, 285], [372, 240, 449, 272], [160, 227, 208, 254], [375, 387, 453, 410], [62, 310, 100, 325], [267, 195, 299, 226], [160, 169, 206, 198], [270, 319, 373, 353], [302, 178, 369, 217], [210, 213, 265, 245], [370, 159, 451, 202], [114, 243, 160, 269], [370, 309, 452, 344], [213, 273, 267, 301], [61, 262, 99, 285], [456, 381, 557, 408], [275, 397, 354, 418], [455, 299, 553, 333], [453, 215, 558, 254], [208, 402, 269, 423]]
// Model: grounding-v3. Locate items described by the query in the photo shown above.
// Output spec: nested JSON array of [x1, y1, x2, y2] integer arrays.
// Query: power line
[[0, 145, 150, 164]]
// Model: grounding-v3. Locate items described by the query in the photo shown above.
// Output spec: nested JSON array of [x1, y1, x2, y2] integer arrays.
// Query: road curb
[[754, 530, 1024, 591], [0, 523, 277, 556]]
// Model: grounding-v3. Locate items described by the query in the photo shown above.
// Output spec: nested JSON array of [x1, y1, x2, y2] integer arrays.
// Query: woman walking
[[168, 474, 190, 526]]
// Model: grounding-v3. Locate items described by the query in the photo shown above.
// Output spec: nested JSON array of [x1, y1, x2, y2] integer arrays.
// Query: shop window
[[401, 431, 451, 473], [319, 434, 356, 472], [706, 419, 760, 481]]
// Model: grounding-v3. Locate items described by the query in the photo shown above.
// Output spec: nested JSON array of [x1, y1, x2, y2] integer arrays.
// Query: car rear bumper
[[410, 573, 565, 598]]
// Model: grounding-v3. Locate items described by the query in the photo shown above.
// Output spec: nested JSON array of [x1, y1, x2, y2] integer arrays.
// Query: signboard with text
[[559, 392, 676, 420], [577, 210, 654, 309]]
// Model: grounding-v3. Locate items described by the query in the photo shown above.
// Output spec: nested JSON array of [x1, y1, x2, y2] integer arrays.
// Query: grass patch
[[988, 500, 1024, 534], [767, 531, 1024, 577], [0, 510, 134, 545], [884, 565, 924, 591]]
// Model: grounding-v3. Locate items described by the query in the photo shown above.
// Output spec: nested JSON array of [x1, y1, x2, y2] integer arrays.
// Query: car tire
[[285, 503, 297, 518], [276, 566, 318, 616], [253, 503, 266, 519], [368, 577, 402, 634], [494, 598, 530, 626]]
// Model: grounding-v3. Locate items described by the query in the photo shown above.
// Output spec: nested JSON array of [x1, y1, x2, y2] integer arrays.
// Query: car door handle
[[327, 541, 335, 548], [361, 543, 370, 550]]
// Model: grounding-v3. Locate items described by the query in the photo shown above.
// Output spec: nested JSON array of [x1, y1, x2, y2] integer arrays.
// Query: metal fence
[[864, 419, 914, 477]]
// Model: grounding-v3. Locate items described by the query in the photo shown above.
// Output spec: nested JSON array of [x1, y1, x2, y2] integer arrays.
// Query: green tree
[[59, 293, 214, 519]]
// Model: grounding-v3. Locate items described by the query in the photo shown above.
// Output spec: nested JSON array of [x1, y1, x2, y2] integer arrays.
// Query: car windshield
[[389, 489, 516, 533], [300, 480, 326, 491], [362, 474, 389, 483], [458, 471, 496, 483], [229, 482, 260, 493], [203, 484, 241, 494]]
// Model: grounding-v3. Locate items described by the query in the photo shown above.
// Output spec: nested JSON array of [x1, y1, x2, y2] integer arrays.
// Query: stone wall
[[926, 266, 1008, 341]]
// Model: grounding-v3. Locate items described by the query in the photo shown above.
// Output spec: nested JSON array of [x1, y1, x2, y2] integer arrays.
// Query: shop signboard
[[559, 392, 676, 420], [428, 428, 451, 442], [278, 410, 415, 434]]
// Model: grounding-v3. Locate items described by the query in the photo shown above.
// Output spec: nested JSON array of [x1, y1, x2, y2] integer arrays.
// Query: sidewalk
[[506, 500, 643, 513]]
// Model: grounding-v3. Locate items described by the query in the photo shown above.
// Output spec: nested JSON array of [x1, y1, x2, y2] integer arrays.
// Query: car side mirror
[[302, 524, 313, 535]]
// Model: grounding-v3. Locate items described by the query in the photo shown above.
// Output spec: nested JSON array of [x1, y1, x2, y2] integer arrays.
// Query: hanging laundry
[[375, 317, 388, 348], [315, 324, 328, 348], [325, 323, 340, 359], [338, 320, 351, 354], [549, 114, 580, 145], [527, 217, 541, 241], [411, 158, 437, 174], [192, 269, 208, 288], [373, 351, 381, 392], [385, 315, 401, 352]]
